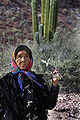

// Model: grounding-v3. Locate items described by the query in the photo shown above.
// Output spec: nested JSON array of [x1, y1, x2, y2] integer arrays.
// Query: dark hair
[[15, 45, 32, 59]]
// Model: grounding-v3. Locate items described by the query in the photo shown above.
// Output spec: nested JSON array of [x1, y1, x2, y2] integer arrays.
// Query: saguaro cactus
[[53, 0, 59, 33], [44, 0, 50, 39], [48, 0, 55, 39], [49, 0, 59, 40], [32, 0, 38, 40], [41, 0, 45, 25], [32, 0, 59, 41]]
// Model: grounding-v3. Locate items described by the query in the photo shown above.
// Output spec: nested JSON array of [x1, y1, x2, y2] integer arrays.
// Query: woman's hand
[[52, 68, 62, 87]]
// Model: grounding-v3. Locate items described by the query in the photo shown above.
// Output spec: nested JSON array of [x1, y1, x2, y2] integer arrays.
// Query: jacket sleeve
[[0, 94, 5, 119], [43, 84, 59, 109], [38, 74, 59, 110], [0, 77, 5, 119]]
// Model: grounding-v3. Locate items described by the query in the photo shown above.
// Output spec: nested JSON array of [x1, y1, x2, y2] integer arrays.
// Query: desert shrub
[[30, 29, 80, 93]]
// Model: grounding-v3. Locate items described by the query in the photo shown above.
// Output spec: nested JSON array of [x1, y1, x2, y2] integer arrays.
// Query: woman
[[0, 45, 61, 120]]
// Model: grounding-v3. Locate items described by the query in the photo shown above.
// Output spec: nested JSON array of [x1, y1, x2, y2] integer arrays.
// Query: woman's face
[[15, 50, 31, 70]]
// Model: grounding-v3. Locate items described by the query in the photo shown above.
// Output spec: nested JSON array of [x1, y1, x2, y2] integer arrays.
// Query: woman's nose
[[21, 57, 25, 62]]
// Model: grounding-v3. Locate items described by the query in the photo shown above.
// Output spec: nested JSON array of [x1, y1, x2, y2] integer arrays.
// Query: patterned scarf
[[11, 51, 44, 94]]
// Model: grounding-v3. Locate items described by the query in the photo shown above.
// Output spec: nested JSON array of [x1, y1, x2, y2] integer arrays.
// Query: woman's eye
[[17, 55, 22, 59], [16, 55, 29, 59], [25, 56, 28, 59]]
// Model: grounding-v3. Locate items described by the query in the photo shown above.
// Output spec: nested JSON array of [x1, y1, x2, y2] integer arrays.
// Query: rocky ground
[[0, 0, 33, 48], [48, 93, 80, 120]]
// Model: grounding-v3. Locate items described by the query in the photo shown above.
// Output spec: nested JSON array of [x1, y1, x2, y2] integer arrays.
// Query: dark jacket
[[0, 71, 59, 120]]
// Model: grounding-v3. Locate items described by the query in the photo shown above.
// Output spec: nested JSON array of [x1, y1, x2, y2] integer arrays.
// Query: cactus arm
[[44, 0, 50, 39], [41, 0, 45, 25], [54, 0, 59, 33], [32, 0, 38, 40], [52, 0, 59, 33], [48, 0, 55, 39]]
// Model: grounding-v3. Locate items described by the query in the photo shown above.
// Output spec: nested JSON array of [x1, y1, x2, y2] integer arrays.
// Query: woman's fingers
[[52, 69, 63, 80]]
